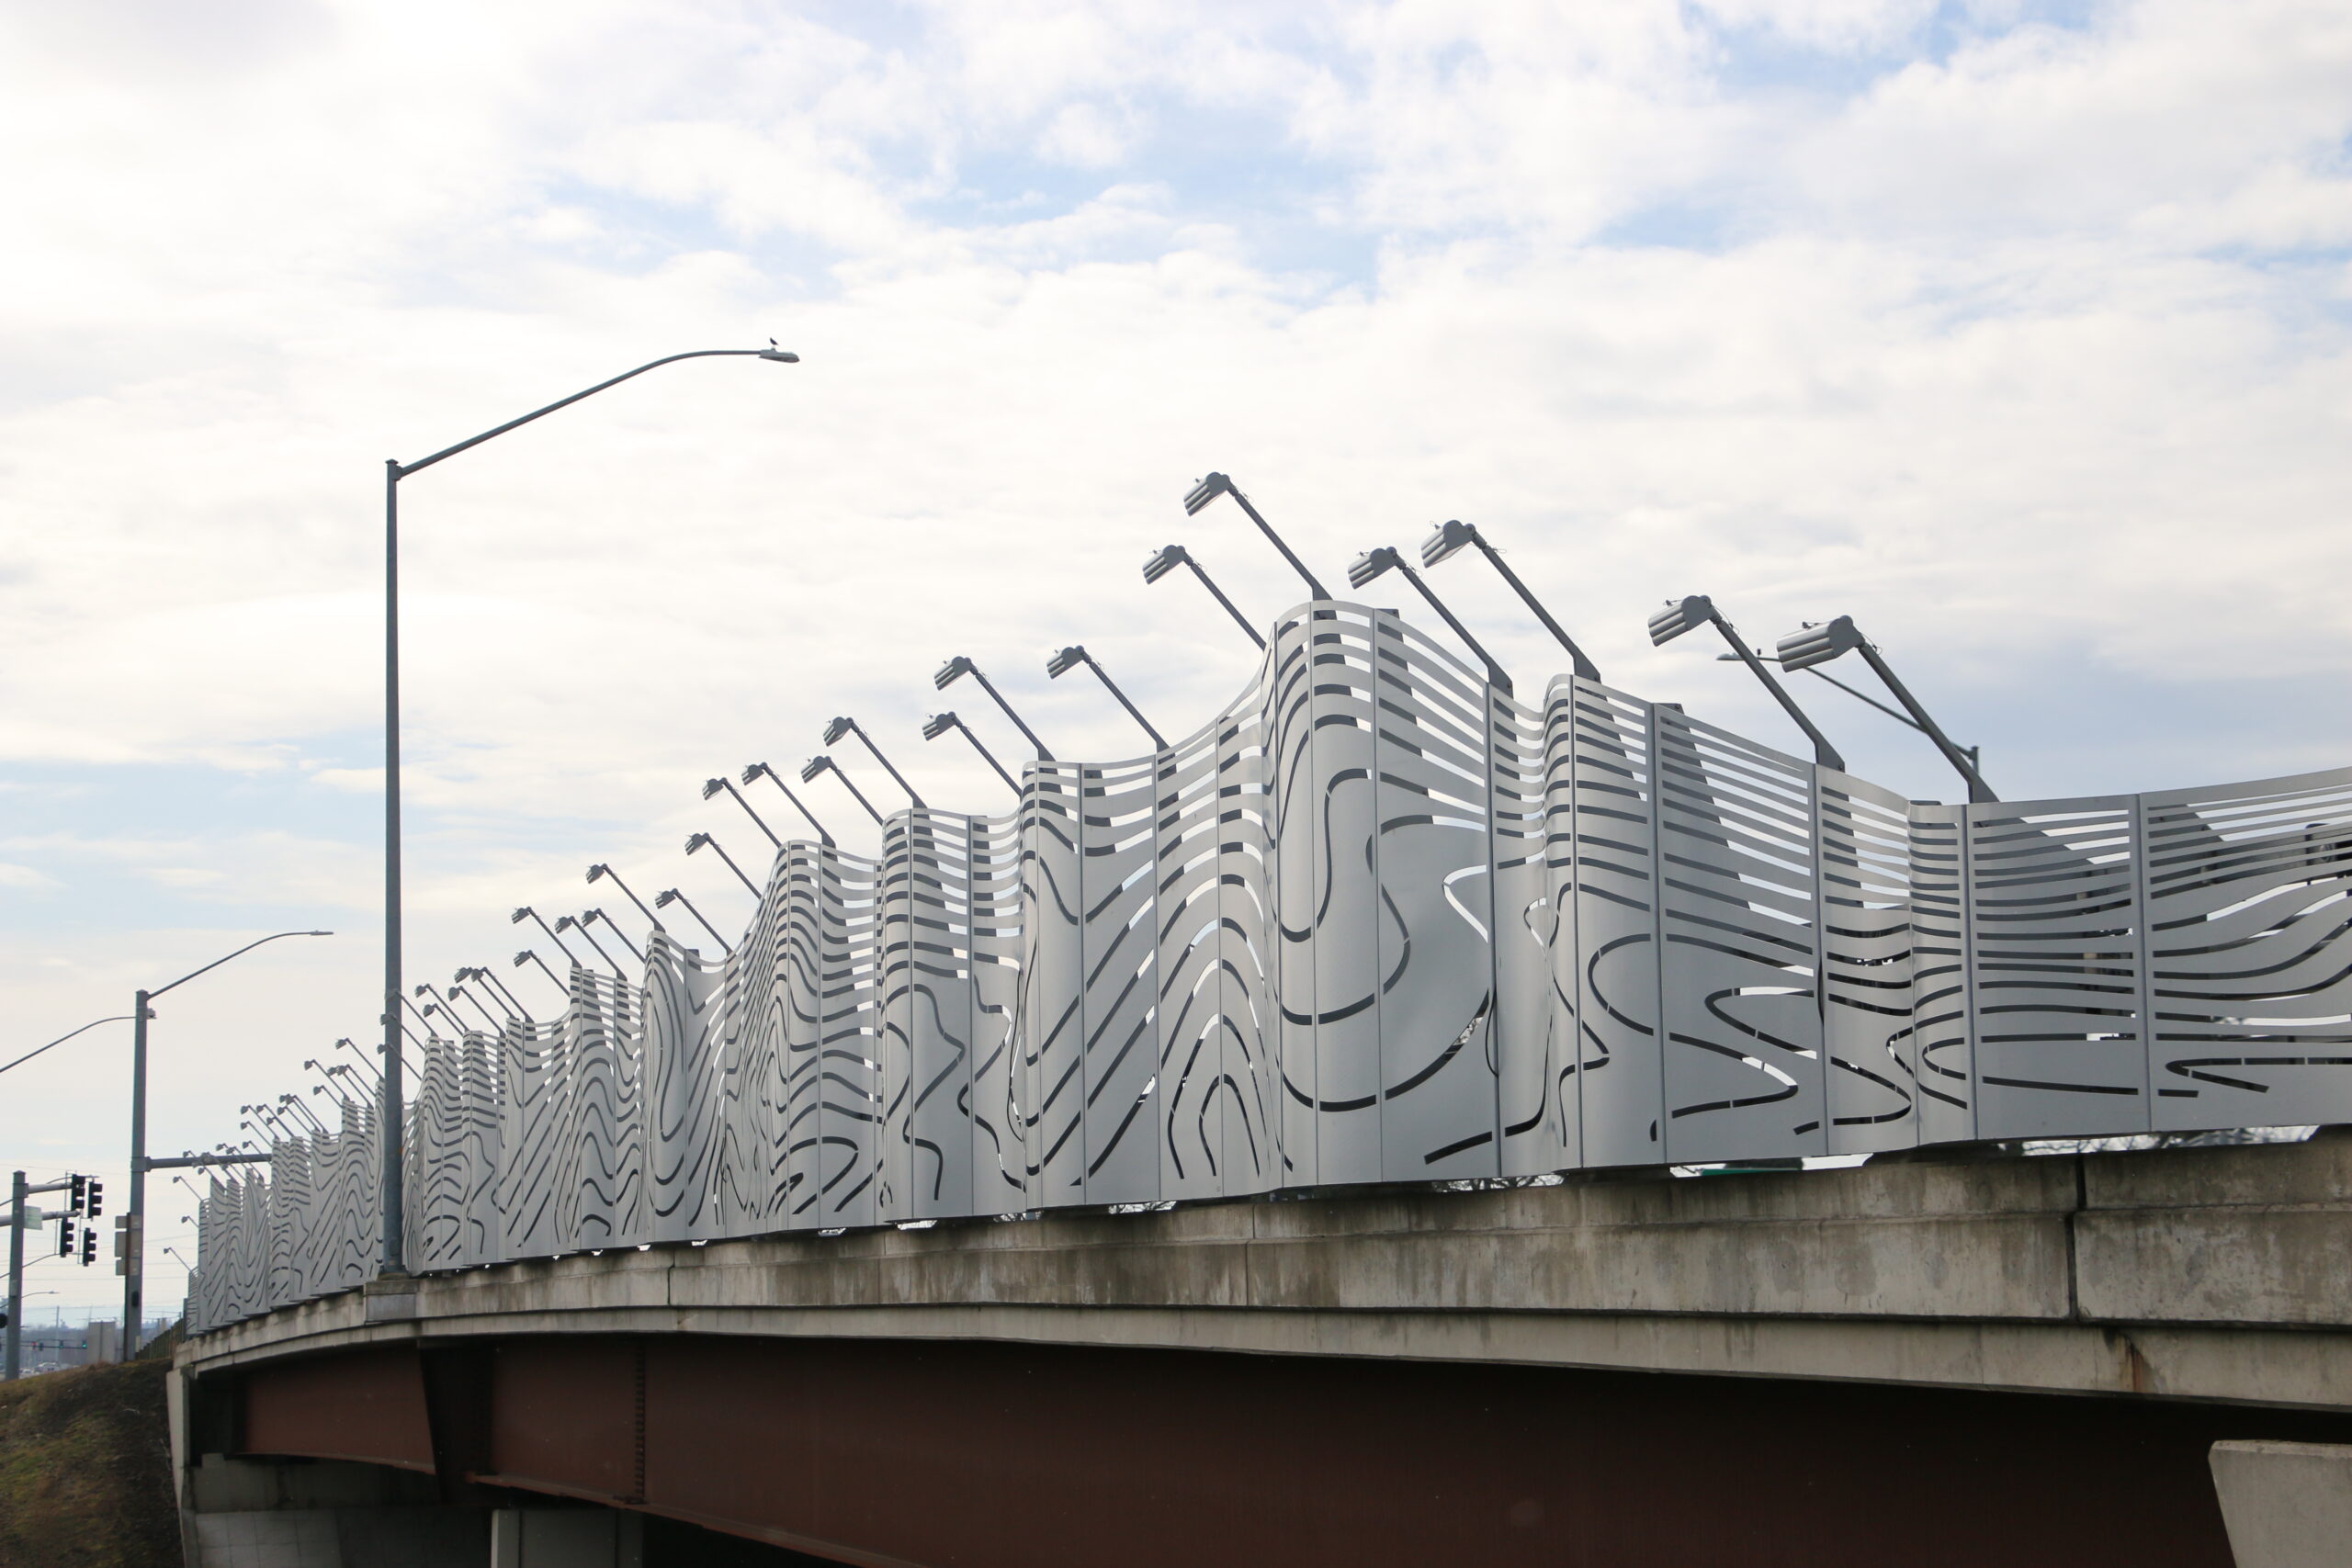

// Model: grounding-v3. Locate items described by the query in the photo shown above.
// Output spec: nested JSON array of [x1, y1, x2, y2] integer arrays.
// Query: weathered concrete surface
[[181, 1134, 2352, 1411], [2209, 1440, 2352, 1568]]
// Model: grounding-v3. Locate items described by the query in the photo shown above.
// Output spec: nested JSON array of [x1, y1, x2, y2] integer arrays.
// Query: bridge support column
[[2210, 1441, 2352, 1568], [491, 1507, 643, 1568]]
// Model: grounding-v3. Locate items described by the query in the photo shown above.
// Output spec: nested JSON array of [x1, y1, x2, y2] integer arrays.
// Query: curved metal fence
[[189, 602, 2352, 1331]]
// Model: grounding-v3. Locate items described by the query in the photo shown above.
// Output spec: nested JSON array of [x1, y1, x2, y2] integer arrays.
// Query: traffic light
[[57, 1216, 74, 1258], [69, 1175, 86, 1213], [79, 1227, 96, 1267], [85, 1179, 102, 1219]]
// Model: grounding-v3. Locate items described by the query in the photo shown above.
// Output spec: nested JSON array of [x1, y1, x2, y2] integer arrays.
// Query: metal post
[[120, 990, 148, 1358], [6, 1171, 24, 1380], [382, 459, 406, 1280]]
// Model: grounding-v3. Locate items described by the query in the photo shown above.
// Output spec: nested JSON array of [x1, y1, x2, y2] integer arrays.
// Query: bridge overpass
[[175, 601, 2352, 1562], [175, 1132, 2352, 1566]]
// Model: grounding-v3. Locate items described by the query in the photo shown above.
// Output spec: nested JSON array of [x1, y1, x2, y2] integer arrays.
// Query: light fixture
[[1046, 644, 1167, 750], [933, 656, 1053, 759], [1773, 615, 1995, 801], [1646, 594, 1845, 771], [1345, 545, 1514, 694], [1418, 519, 1600, 682], [1142, 544, 1264, 650], [1183, 470, 1331, 600]]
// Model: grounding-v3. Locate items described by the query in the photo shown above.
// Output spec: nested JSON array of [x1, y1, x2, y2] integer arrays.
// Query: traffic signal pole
[[6, 1172, 74, 1381], [6, 1172, 23, 1381]]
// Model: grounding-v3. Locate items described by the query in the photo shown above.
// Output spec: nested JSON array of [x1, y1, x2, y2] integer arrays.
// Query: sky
[[1, 0, 2347, 1316]]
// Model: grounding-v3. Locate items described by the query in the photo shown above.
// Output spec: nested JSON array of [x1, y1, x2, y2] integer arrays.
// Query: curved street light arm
[[392, 349, 796, 479], [0, 1014, 133, 1079], [150, 930, 334, 1003]]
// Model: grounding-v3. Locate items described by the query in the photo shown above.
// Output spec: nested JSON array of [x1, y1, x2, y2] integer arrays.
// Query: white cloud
[[2, 0, 2348, 1243]]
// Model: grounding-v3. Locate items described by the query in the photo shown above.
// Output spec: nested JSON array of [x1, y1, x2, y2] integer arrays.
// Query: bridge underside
[[207, 1335, 2352, 1568]]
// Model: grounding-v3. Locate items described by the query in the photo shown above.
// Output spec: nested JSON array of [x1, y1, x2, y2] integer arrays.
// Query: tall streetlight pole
[[124, 930, 331, 1357], [381, 344, 796, 1280]]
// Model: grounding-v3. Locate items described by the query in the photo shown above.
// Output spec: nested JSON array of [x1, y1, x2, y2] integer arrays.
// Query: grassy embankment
[[0, 1340, 180, 1568]]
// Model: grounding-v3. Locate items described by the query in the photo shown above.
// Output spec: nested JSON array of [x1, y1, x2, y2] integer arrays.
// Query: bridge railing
[[187, 602, 2352, 1333]]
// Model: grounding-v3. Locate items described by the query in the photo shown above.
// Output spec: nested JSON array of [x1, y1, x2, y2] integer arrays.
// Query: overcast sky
[[3, 0, 2346, 1317]]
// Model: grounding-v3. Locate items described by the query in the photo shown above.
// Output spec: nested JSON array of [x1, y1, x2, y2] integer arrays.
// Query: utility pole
[[6, 1171, 77, 1381], [5, 1172, 23, 1381]]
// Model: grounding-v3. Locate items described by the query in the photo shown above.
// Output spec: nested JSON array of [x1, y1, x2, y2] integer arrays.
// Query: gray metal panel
[[1965, 795, 2151, 1140], [1156, 718, 1232, 1201], [1906, 804, 1975, 1145], [2140, 767, 2352, 1130], [1820, 772, 1921, 1155], [1306, 606, 1385, 1187], [1568, 682, 1668, 1168], [1654, 707, 1827, 1164], [967, 811, 1029, 1212], [563, 970, 646, 1249], [1370, 611, 1499, 1181], [1217, 680, 1282, 1197], [1079, 754, 1163, 1204], [816, 849, 883, 1228], [1269, 605, 1321, 1188], [776, 847, 829, 1226], [897, 809, 979, 1220], [1022, 766, 1087, 1204], [1493, 685, 1561, 1177]]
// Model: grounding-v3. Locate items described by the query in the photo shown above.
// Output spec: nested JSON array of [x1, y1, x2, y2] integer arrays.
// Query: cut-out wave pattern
[[189, 604, 2352, 1332]]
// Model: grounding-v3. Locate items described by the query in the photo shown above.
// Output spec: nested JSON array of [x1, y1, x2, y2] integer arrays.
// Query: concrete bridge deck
[[186, 1132, 2352, 1409]]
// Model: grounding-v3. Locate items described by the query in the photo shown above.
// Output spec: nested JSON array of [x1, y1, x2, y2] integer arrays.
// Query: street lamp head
[[553, 916, 579, 932], [412, 984, 431, 998], [822, 716, 854, 746], [586, 863, 610, 883], [510, 907, 533, 925], [757, 341, 800, 363], [1775, 615, 1864, 673], [684, 832, 712, 854], [1420, 520, 1477, 570], [1142, 545, 1190, 584], [1647, 594, 1716, 647], [1347, 547, 1403, 590], [701, 778, 727, 801], [741, 763, 770, 784], [511, 951, 533, 968], [798, 757, 831, 784], [934, 656, 974, 691], [654, 889, 680, 909], [1184, 473, 1234, 515], [1046, 646, 1087, 680], [922, 713, 956, 741]]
